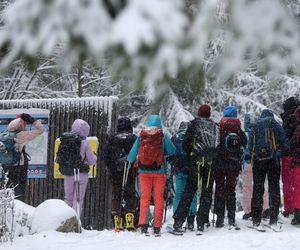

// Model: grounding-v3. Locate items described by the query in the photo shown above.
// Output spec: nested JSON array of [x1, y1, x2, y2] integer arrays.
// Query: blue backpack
[[0, 131, 20, 166], [252, 117, 277, 161]]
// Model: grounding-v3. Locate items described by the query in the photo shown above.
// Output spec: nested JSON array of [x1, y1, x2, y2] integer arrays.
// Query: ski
[[154, 233, 161, 237], [247, 225, 266, 232], [228, 224, 241, 230], [166, 224, 184, 236], [261, 223, 283, 232], [195, 231, 203, 236]]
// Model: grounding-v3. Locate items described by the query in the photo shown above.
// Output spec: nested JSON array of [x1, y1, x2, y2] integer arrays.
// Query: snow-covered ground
[[1, 210, 299, 250]]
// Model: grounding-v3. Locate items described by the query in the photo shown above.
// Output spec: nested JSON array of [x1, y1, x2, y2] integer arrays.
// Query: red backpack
[[137, 127, 164, 170], [220, 117, 244, 160]]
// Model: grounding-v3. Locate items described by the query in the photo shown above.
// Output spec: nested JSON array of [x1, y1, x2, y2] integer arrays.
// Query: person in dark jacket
[[214, 106, 246, 228], [171, 121, 197, 230], [280, 96, 300, 217], [289, 107, 300, 225], [248, 109, 289, 227], [173, 104, 219, 232], [102, 117, 137, 231]]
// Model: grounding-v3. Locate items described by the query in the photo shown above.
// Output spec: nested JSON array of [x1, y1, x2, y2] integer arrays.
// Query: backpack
[[56, 132, 88, 175], [137, 127, 164, 171], [190, 118, 219, 161], [172, 128, 188, 172], [0, 131, 21, 166], [220, 117, 243, 161], [111, 132, 136, 172], [252, 117, 277, 161]]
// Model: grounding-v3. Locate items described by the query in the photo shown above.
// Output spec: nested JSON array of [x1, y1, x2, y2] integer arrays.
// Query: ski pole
[[74, 168, 82, 233]]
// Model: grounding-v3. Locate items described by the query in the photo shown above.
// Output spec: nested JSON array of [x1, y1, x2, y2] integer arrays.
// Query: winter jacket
[[102, 117, 136, 174], [291, 107, 300, 167], [71, 119, 97, 168], [242, 112, 257, 164], [248, 109, 289, 162], [7, 118, 45, 166], [280, 97, 300, 140], [171, 127, 189, 174], [127, 115, 175, 174]]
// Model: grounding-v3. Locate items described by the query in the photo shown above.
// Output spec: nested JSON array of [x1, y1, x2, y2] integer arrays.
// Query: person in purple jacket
[[63, 119, 97, 214]]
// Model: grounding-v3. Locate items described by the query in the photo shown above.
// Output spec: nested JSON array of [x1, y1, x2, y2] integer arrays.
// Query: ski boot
[[242, 212, 252, 220], [186, 216, 195, 231], [291, 209, 300, 225], [216, 216, 224, 228], [139, 224, 149, 235], [113, 214, 123, 232], [153, 227, 161, 237], [125, 212, 135, 231]]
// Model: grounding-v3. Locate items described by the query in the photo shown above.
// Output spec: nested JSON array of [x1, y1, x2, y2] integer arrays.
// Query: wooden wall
[[0, 96, 119, 230]]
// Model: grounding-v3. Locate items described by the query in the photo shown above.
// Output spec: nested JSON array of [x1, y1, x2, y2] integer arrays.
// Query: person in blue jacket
[[248, 109, 289, 228], [127, 115, 175, 235]]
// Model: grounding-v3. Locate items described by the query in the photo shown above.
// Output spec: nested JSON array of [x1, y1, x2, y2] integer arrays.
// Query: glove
[[20, 113, 35, 124]]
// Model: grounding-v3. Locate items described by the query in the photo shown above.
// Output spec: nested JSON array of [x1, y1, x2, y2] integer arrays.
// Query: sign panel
[[53, 136, 98, 179], [0, 109, 49, 178]]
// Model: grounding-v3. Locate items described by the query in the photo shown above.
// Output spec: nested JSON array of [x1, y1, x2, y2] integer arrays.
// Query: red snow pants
[[138, 173, 167, 228], [294, 165, 300, 209], [282, 156, 294, 213]]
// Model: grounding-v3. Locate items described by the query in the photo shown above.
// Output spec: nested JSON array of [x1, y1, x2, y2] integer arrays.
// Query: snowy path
[[1, 212, 299, 250]]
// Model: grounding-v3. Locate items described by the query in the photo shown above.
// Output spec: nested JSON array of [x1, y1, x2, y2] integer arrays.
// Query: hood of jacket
[[117, 117, 133, 133], [244, 112, 257, 131], [260, 109, 274, 119], [283, 96, 300, 113], [223, 106, 237, 118], [145, 115, 162, 128], [71, 119, 90, 138]]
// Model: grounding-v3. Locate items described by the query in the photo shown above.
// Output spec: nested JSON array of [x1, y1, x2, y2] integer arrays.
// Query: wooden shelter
[[0, 96, 118, 230]]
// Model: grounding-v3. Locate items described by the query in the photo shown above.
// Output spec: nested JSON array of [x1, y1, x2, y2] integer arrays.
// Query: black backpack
[[111, 132, 136, 172], [56, 132, 88, 175]]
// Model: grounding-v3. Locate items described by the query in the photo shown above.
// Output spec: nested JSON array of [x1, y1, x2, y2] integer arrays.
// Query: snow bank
[[30, 199, 77, 234]]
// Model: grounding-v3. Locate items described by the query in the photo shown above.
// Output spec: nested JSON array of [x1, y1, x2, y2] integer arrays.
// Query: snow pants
[[64, 173, 88, 215], [214, 163, 239, 223], [242, 163, 269, 214], [173, 161, 214, 226], [251, 159, 280, 224], [139, 173, 166, 228], [111, 168, 136, 215], [173, 172, 197, 217], [282, 156, 294, 213], [294, 165, 300, 209], [3, 164, 28, 202]]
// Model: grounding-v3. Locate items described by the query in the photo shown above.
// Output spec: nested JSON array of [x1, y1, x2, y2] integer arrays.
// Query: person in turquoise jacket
[[127, 115, 175, 235]]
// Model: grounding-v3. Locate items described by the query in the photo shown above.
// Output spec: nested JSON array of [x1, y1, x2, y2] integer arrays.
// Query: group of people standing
[[3, 96, 300, 236], [103, 96, 300, 236]]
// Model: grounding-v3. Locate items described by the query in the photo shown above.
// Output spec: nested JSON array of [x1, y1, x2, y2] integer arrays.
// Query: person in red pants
[[280, 97, 300, 217], [127, 115, 175, 235], [290, 107, 300, 225]]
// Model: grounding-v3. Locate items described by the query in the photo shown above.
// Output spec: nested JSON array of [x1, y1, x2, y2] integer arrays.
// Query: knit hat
[[198, 104, 211, 118]]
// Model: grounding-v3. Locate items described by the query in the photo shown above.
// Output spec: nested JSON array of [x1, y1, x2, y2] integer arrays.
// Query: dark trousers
[[251, 159, 280, 223], [3, 165, 28, 202], [111, 169, 136, 215], [173, 161, 214, 226], [214, 161, 240, 222]]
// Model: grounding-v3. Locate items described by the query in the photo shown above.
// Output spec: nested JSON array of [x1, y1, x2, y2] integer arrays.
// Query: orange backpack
[[137, 127, 164, 170]]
